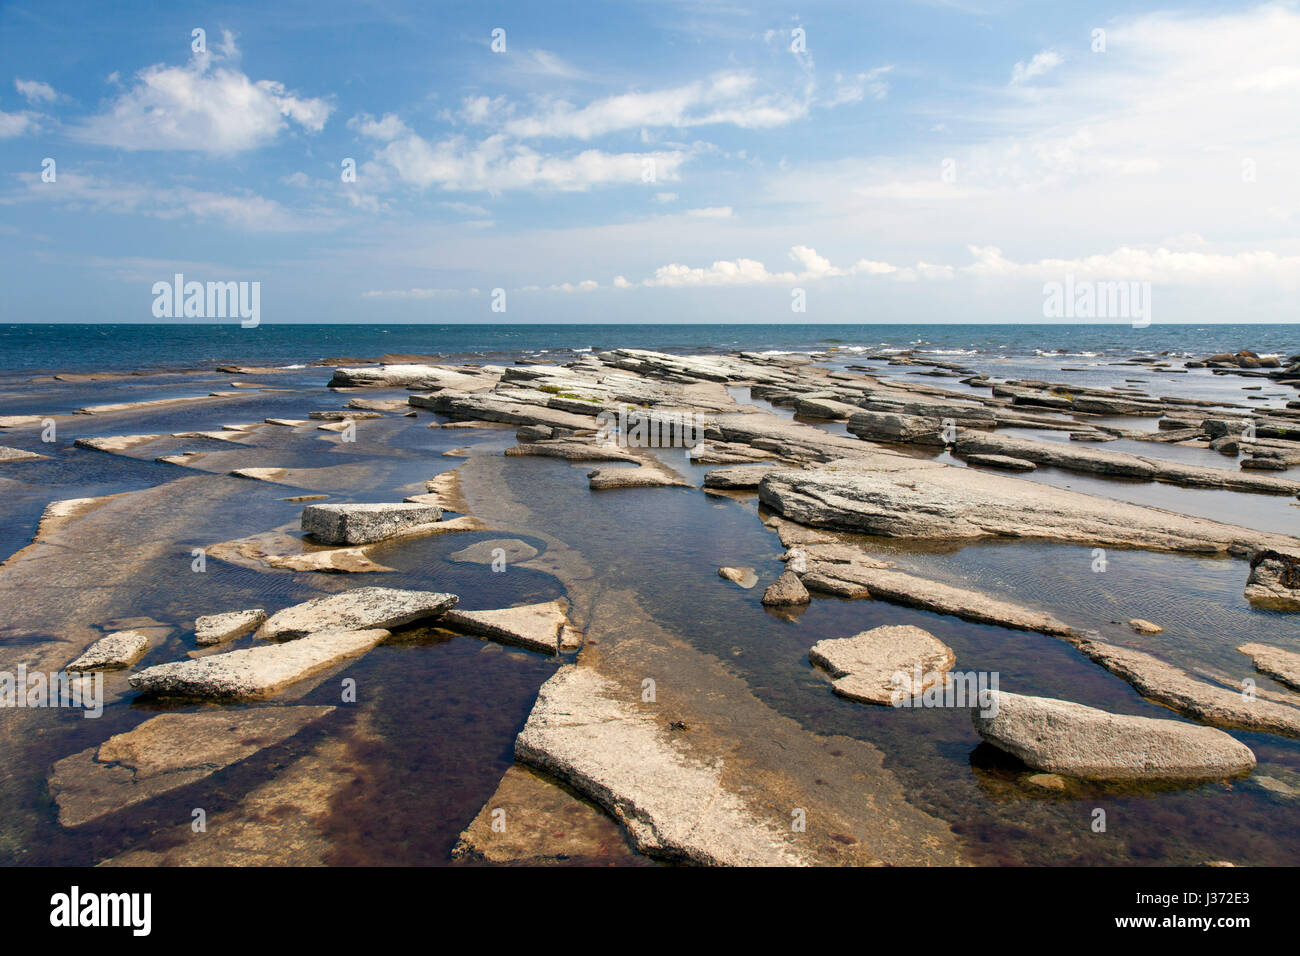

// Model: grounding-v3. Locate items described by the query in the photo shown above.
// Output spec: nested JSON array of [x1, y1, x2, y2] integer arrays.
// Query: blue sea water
[[1, 322, 1297, 375]]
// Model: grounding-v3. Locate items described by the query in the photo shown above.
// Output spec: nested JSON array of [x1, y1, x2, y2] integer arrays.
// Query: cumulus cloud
[[1010, 49, 1063, 85], [365, 130, 686, 192], [15, 79, 57, 104], [73, 30, 331, 152]]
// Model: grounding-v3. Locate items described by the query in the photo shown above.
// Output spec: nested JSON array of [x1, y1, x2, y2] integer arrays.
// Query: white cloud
[[0, 109, 38, 137], [686, 206, 733, 218], [365, 130, 686, 192], [15, 79, 57, 104], [1010, 49, 1063, 85], [502, 71, 808, 140], [362, 287, 467, 298], [73, 32, 331, 152], [3, 171, 325, 232], [349, 112, 407, 141]]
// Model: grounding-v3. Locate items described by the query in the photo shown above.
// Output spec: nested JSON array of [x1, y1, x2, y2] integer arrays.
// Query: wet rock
[[808, 625, 955, 705], [452, 765, 631, 864], [1244, 548, 1300, 610], [1238, 642, 1300, 691], [1129, 619, 1164, 635], [0, 445, 46, 462], [515, 666, 805, 865], [307, 410, 382, 421], [962, 453, 1036, 471], [846, 410, 947, 446], [258, 587, 457, 641], [195, 608, 267, 647], [955, 432, 1157, 479], [131, 628, 391, 698], [587, 464, 692, 490], [801, 562, 1076, 636], [442, 600, 575, 655], [301, 502, 443, 545], [449, 538, 539, 564], [1076, 639, 1300, 737], [972, 692, 1256, 781], [505, 440, 638, 462], [762, 570, 810, 606], [48, 706, 334, 826], [759, 460, 1294, 555], [1024, 773, 1069, 791], [718, 566, 759, 589], [66, 631, 150, 671], [702, 464, 798, 489]]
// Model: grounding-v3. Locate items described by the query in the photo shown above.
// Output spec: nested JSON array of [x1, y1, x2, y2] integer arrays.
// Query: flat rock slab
[[587, 465, 692, 490], [505, 441, 638, 462], [809, 625, 955, 705], [195, 608, 266, 647], [0, 445, 46, 462], [452, 765, 631, 864], [449, 538, 539, 565], [759, 460, 1294, 555], [963, 453, 1037, 472], [49, 706, 333, 826], [442, 600, 574, 655], [258, 587, 457, 641], [1238, 642, 1300, 692], [802, 561, 1076, 636], [130, 629, 391, 699], [1077, 639, 1300, 737], [515, 666, 805, 865], [703, 464, 799, 489], [67, 630, 150, 671], [972, 691, 1256, 781], [301, 502, 443, 545]]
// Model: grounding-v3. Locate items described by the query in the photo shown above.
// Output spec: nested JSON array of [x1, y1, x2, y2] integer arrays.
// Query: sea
[[1, 323, 1297, 376]]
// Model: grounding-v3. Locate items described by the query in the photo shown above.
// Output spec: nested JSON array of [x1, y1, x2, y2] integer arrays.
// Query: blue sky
[[2, 0, 1298, 323]]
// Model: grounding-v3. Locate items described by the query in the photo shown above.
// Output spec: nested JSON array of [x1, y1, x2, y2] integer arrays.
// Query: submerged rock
[[809, 625, 955, 705], [1238, 642, 1300, 692], [48, 706, 334, 826], [972, 691, 1256, 781], [801, 561, 1076, 636], [301, 502, 443, 545], [448, 538, 539, 564], [515, 666, 805, 865], [1077, 639, 1300, 737], [66, 631, 150, 671], [195, 608, 266, 647], [258, 587, 457, 641], [131, 629, 391, 699], [718, 566, 759, 588], [761, 570, 810, 606], [1244, 548, 1300, 610], [442, 600, 576, 655]]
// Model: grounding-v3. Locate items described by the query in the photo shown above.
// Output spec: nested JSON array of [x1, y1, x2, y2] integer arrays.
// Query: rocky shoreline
[[0, 344, 1297, 866]]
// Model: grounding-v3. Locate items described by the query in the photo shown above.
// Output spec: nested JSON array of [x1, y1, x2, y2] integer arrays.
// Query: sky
[[1, 0, 1298, 324]]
